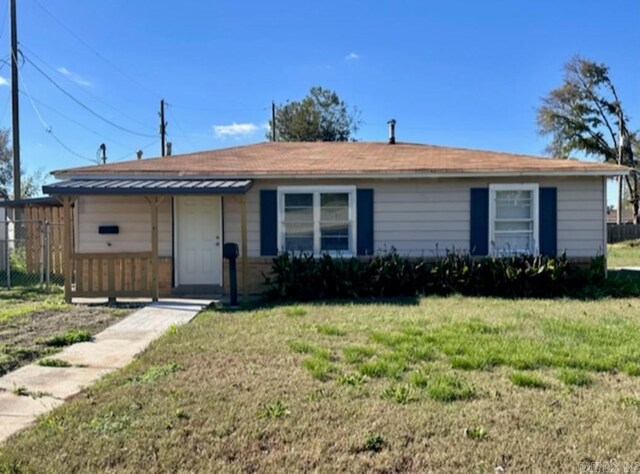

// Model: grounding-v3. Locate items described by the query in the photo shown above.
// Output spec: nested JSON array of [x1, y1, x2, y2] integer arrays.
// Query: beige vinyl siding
[[73, 176, 606, 261], [222, 176, 605, 258], [223, 195, 260, 257], [76, 196, 173, 257]]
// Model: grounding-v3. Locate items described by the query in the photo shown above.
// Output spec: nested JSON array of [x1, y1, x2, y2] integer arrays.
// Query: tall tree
[[269, 87, 360, 142], [537, 56, 638, 223], [0, 127, 44, 199]]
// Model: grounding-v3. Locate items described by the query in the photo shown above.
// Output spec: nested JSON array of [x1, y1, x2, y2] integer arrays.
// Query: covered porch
[[42, 178, 253, 303]]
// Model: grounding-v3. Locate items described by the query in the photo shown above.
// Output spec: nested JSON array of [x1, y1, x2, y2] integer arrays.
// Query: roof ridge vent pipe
[[166, 142, 172, 156], [136, 149, 143, 160], [387, 119, 396, 144]]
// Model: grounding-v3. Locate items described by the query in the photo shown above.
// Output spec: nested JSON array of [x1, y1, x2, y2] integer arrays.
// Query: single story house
[[42, 140, 628, 302]]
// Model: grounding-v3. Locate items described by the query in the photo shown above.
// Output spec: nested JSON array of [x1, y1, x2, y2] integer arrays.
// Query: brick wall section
[[223, 257, 273, 295]]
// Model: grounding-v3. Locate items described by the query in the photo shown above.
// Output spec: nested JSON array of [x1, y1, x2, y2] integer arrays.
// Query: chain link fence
[[0, 220, 65, 290]]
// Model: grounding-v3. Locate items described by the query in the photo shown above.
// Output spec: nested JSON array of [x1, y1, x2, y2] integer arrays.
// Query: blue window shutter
[[260, 190, 278, 256], [539, 187, 557, 256], [357, 189, 374, 255], [470, 188, 489, 256]]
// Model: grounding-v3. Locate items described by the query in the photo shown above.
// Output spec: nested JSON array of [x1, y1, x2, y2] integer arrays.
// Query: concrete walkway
[[0, 299, 211, 443]]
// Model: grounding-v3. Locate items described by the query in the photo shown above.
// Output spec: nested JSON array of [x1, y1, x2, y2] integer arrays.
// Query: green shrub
[[263, 248, 607, 300]]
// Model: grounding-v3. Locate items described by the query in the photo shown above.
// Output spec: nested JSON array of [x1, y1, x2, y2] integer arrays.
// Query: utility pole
[[159, 99, 166, 156], [271, 100, 276, 142], [10, 0, 20, 202]]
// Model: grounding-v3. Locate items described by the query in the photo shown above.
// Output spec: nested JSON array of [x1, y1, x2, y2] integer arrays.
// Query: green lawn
[[2, 296, 640, 472], [608, 239, 640, 268]]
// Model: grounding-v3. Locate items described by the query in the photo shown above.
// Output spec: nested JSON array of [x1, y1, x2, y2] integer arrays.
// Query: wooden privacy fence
[[23, 206, 66, 276], [72, 252, 154, 298], [608, 224, 640, 243]]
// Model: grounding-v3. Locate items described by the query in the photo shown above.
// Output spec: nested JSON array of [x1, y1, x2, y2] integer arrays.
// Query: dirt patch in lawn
[[0, 303, 135, 376]]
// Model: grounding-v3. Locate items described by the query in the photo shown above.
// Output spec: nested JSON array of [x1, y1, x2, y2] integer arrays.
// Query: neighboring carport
[[42, 178, 253, 303]]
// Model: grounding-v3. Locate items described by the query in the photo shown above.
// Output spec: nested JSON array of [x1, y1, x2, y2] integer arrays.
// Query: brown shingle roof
[[54, 142, 628, 178]]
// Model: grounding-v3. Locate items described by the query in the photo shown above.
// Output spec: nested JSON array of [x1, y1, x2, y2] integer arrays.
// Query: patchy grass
[[0, 290, 132, 376], [558, 369, 593, 387], [36, 358, 72, 368], [381, 383, 416, 404], [2, 297, 640, 472], [303, 356, 334, 381], [465, 426, 488, 441], [608, 239, 640, 268], [362, 432, 385, 453], [39, 329, 92, 347], [316, 324, 345, 336], [256, 400, 290, 419], [0, 290, 68, 323], [127, 363, 183, 384], [509, 372, 549, 389], [342, 345, 376, 364], [426, 373, 476, 402]]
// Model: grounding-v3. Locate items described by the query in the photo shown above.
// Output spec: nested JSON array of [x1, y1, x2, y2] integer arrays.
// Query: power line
[[171, 102, 269, 114], [19, 90, 130, 149], [29, 0, 161, 99], [0, 0, 8, 43], [113, 138, 159, 162], [166, 103, 198, 149], [0, 94, 10, 125], [25, 55, 157, 138], [17, 65, 96, 163], [21, 45, 156, 132]]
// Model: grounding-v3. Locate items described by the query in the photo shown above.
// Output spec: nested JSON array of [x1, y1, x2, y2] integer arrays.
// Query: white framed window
[[489, 184, 539, 255], [277, 185, 357, 256]]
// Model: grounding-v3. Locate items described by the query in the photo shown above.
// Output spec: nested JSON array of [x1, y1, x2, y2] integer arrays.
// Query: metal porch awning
[[42, 178, 253, 196]]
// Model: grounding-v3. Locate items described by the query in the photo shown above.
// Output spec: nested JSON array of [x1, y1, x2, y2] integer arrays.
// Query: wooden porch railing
[[72, 252, 155, 298]]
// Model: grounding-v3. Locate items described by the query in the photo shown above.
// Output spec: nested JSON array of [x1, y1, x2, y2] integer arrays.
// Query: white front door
[[176, 196, 222, 285]]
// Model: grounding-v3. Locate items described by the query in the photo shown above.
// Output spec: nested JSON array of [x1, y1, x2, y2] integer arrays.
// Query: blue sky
[[0, 0, 638, 202]]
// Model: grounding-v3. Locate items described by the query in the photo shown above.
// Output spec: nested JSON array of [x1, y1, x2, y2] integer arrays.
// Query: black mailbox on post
[[223, 242, 239, 259], [223, 243, 240, 306]]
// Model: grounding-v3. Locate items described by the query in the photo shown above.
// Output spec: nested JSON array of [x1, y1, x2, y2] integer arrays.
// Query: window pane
[[284, 222, 314, 253], [494, 232, 533, 253], [495, 221, 532, 232], [320, 193, 349, 221], [321, 222, 349, 251], [320, 193, 350, 252], [285, 193, 313, 207], [495, 190, 532, 219], [284, 193, 313, 223], [283, 193, 314, 253]]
